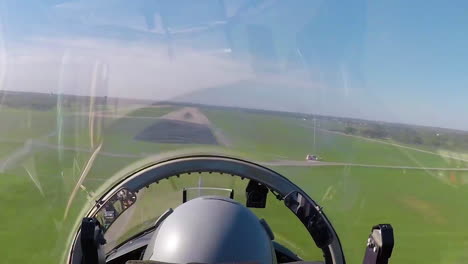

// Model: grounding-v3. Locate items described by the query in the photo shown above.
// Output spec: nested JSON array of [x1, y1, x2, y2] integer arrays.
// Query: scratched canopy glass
[[1, 1, 468, 264]]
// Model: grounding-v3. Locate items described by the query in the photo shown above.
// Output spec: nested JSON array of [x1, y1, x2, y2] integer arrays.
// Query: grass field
[[1, 103, 468, 264], [205, 109, 468, 168], [275, 166, 468, 264], [0, 149, 91, 263]]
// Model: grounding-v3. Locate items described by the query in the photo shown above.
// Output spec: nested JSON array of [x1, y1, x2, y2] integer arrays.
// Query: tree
[[413, 135, 423, 144], [362, 124, 388, 139], [344, 126, 357, 134]]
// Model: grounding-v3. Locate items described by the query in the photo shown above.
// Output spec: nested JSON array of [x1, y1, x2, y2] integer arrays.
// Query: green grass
[[274, 166, 468, 264], [0, 149, 93, 264], [97, 166, 468, 264], [66, 108, 236, 158], [0, 141, 24, 159], [0, 107, 56, 140], [205, 109, 468, 168], [2, 105, 468, 264], [41, 105, 176, 151]]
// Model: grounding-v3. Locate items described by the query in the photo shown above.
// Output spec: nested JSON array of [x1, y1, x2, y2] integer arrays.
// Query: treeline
[[0, 91, 57, 110], [342, 123, 468, 150], [0, 91, 114, 111]]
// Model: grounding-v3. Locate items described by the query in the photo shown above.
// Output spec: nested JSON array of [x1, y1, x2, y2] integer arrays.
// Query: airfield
[[1, 99, 468, 264]]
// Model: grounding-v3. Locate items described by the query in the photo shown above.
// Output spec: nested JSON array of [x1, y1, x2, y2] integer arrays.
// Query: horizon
[[3, 89, 467, 134], [1, 1, 467, 130]]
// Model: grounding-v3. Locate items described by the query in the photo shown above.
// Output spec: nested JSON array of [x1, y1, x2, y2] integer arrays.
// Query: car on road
[[306, 154, 320, 161]]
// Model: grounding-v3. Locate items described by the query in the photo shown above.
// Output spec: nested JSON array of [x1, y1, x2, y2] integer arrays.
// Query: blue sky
[[1, 0, 467, 130], [362, 0, 468, 129]]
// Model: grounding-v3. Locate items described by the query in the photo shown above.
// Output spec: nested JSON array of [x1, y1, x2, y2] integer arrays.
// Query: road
[[260, 160, 468, 171], [68, 107, 232, 146], [6, 138, 468, 171], [62, 107, 468, 165], [3, 138, 468, 172], [158, 107, 231, 146], [3, 106, 468, 185]]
